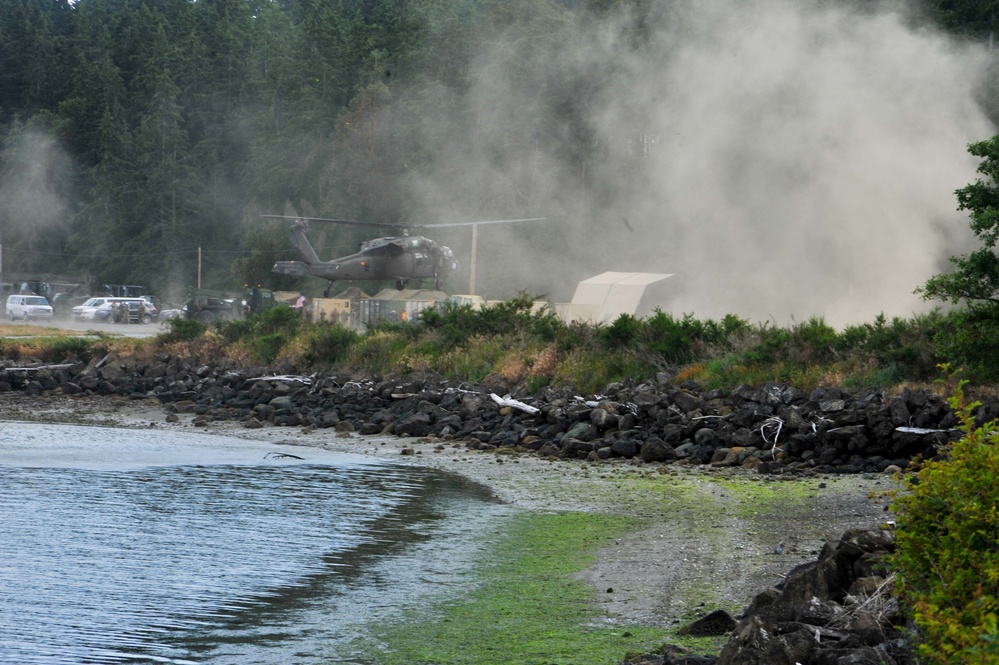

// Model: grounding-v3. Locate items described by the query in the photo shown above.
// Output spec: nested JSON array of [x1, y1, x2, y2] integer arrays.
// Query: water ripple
[[0, 423, 509, 664]]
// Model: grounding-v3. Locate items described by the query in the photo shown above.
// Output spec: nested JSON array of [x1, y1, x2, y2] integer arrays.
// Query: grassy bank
[[196, 302, 988, 393], [0, 297, 999, 394], [8, 298, 997, 395], [337, 465, 881, 665], [349, 511, 670, 665]]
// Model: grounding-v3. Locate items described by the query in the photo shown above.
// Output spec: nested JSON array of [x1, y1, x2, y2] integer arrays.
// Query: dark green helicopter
[[264, 215, 545, 296]]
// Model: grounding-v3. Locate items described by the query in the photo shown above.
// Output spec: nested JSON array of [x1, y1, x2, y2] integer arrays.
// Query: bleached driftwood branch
[[491, 393, 540, 415]]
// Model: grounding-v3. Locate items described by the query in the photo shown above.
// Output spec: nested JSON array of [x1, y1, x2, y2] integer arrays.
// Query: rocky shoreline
[[0, 351, 964, 475]]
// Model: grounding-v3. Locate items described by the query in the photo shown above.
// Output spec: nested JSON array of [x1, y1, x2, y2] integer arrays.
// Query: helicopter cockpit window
[[415, 253, 426, 267]]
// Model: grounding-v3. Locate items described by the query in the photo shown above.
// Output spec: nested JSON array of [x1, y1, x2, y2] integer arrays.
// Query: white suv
[[72, 297, 113, 320], [5, 294, 54, 321]]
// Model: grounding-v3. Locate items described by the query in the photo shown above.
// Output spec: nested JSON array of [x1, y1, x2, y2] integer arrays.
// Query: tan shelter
[[557, 271, 674, 323]]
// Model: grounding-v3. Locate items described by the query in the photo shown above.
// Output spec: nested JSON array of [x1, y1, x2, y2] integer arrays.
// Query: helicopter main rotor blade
[[261, 214, 402, 229], [415, 217, 548, 229], [262, 214, 547, 231]]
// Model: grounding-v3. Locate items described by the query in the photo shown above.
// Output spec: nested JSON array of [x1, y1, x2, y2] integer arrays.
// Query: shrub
[[643, 311, 713, 364], [933, 307, 999, 382], [43, 337, 95, 363], [419, 294, 562, 348], [158, 318, 206, 344], [599, 314, 641, 348], [254, 306, 303, 336], [302, 324, 359, 366], [891, 371, 999, 663], [213, 316, 256, 344], [253, 333, 286, 364], [346, 332, 410, 376], [790, 317, 838, 363]]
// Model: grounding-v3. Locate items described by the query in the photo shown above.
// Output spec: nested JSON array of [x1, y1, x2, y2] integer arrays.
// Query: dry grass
[[0, 323, 93, 337], [530, 345, 559, 378]]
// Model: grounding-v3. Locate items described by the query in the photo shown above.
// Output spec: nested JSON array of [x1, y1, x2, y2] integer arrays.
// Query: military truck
[[182, 286, 281, 322]]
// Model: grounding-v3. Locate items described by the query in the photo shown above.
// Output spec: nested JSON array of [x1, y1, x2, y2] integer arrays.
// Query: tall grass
[[5, 300, 997, 394]]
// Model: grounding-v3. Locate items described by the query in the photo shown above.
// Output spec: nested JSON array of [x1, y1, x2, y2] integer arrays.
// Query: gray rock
[[565, 421, 599, 442], [269, 395, 294, 410], [639, 437, 675, 463], [610, 439, 639, 457], [678, 609, 737, 636]]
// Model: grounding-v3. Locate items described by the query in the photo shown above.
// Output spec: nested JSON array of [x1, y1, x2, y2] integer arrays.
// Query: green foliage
[[157, 317, 206, 344], [554, 348, 647, 395], [0, 335, 97, 364], [253, 333, 286, 365], [644, 310, 748, 365], [440, 336, 508, 383], [525, 374, 551, 393], [213, 316, 257, 345], [117, 295, 999, 392], [932, 306, 999, 382], [301, 323, 359, 366], [599, 313, 641, 348], [346, 331, 411, 376], [38, 336, 94, 364], [892, 371, 999, 663], [419, 295, 564, 350], [213, 307, 302, 344], [920, 136, 999, 308], [254, 306, 303, 336]]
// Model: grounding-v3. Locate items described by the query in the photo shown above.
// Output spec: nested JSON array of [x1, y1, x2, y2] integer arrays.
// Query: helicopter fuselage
[[273, 232, 459, 291]]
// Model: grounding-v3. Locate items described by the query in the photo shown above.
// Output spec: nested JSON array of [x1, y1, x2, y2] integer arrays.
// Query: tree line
[[0, 0, 997, 299]]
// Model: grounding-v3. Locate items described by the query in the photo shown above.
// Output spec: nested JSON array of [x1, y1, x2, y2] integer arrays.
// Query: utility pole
[[469, 223, 478, 295]]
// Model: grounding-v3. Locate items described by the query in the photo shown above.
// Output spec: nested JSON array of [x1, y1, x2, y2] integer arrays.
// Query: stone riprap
[[0, 353, 965, 474], [624, 528, 908, 665]]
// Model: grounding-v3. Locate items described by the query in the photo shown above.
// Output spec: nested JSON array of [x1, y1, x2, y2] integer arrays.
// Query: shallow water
[[0, 423, 512, 664]]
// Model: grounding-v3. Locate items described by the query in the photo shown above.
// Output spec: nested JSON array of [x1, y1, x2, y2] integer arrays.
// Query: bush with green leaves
[[158, 318, 207, 344], [891, 372, 999, 663], [253, 333, 286, 364], [419, 294, 563, 349], [302, 323, 359, 366], [932, 307, 999, 382]]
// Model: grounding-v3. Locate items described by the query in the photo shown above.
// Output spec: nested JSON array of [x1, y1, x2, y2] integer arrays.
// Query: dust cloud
[[403, 0, 995, 327], [0, 128, 74, 273]]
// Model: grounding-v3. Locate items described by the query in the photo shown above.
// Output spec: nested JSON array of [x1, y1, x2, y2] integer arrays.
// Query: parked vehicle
[[182, 286, 280, 322], [93, 298, 157, 324], [51, 292, 92, 318], [72, 297, 114, 320], [5, 294, 54, 321], [73, 297, 157, 324]]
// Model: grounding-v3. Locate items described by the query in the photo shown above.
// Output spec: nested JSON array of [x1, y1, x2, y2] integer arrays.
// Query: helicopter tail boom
[[288, 219, 322, 264]]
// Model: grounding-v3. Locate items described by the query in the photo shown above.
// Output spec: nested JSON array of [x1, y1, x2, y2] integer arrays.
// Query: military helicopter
[[263, 215, 546, 296]]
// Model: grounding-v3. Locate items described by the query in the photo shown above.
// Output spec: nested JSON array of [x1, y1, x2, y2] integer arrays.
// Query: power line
[[0, 246, 304, 260]]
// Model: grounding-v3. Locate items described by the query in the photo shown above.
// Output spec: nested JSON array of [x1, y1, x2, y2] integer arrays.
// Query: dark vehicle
[[264, 214, 545, 296], [182, 286, 280, 322], [50, 293, 92, 318]]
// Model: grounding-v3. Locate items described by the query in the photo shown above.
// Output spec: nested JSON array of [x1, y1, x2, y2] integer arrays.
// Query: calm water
[[0, 423, 511, 664]]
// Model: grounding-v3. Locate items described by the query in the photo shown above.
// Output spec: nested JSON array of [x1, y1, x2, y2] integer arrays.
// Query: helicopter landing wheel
[[395, 279, 406, 291], [324, 284, 332, 297], [434, 278, 443, 291]]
